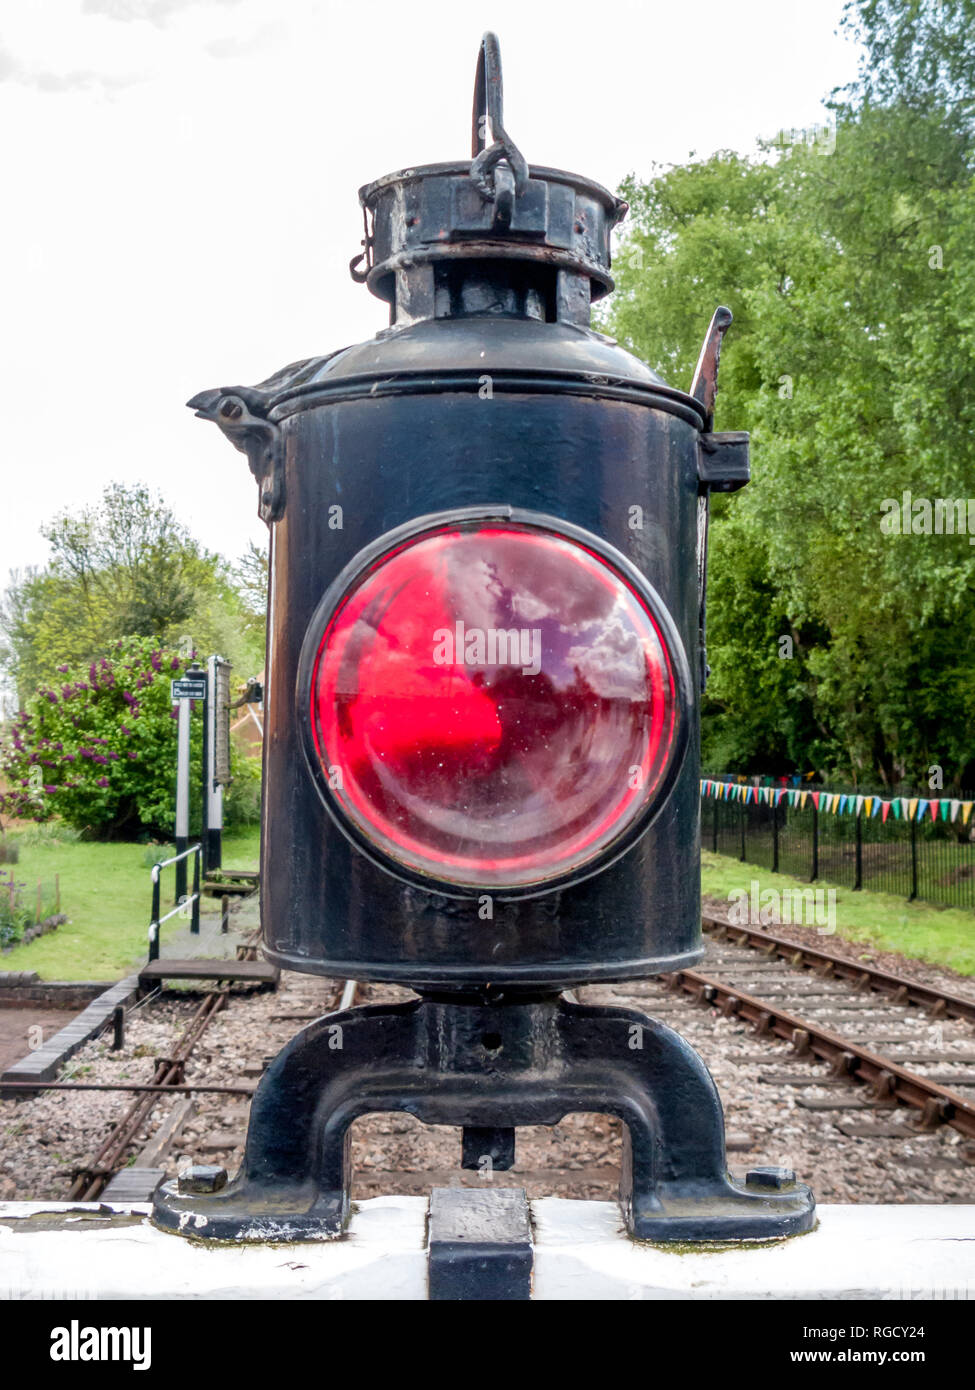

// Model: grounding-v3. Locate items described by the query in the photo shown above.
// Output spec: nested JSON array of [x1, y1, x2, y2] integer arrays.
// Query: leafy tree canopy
[[600, 0, 975, 790], [1, 484, 265, 707]]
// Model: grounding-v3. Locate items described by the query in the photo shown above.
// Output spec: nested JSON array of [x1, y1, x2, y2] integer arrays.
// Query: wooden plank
[[797, 1094, 896, 1111], [135, 1097, 196, 1168], [138, 959, 279, 984], [835, 1120, 919, 1138], [759, 1073, 848, 1087], [100, 1168, 166, 1202], [885, 1051, 975, 1063]]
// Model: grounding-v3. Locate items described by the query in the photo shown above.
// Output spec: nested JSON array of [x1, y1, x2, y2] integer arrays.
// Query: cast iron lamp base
[[152, 993, 815, 1242]]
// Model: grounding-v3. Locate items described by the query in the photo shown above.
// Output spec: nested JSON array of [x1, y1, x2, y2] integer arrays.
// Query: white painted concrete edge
[[0, 1199, 973, 1299]]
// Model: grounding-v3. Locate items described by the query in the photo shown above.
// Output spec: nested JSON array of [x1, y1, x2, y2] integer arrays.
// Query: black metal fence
[[703, 787, 975, 912]]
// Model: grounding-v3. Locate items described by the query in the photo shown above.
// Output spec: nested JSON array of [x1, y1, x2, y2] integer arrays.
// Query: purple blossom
[[93, 755, 108, 765], [43, 785, 56, 794], [57, 664, 69, 673], [120, 725, 131, 737], [46, 691, 58, 704], [63, 754, 75, 763], [128, 751, 138, 760], [170, 657, 180, 670], [96, 777, 109, 787], [150, 652, 162, 673], [74, 682, 88, 694], [61, 684, 74, 699], [108, 751, 119, 760], [123, 691, 137, 706]]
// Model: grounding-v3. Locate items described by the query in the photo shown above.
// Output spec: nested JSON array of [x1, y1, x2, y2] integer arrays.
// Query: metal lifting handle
[[470, 31, 529, 201]]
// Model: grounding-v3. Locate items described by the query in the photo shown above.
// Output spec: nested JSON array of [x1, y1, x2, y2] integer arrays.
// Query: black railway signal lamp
[[154, 33, 814, 1242]]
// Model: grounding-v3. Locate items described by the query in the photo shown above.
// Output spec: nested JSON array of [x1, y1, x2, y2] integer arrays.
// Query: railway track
[[0, 903, 356, 1200], [56, 974, 361, 1200], [653, 917, 975, 1143]]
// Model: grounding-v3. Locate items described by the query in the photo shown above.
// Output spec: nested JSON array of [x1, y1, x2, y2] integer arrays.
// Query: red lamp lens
[[309, 522, 680, 889]]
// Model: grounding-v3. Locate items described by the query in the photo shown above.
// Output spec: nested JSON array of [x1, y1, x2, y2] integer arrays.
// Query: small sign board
[[171, 677, 207, 701]]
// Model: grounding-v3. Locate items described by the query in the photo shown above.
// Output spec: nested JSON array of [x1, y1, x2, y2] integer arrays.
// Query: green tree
[[1, 484, 265, 705], [600, 14, 975, 789]]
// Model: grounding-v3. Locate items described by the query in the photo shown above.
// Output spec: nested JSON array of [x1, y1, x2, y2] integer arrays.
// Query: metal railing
[[148, 844, 201, 962], [703, 789, 975, 913]]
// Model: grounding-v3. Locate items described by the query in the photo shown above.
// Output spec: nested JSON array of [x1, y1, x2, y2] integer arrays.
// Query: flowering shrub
[[0, 637, 201, 838], [0, 869, 30, 947]]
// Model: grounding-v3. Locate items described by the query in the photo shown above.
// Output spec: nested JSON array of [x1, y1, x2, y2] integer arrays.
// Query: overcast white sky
[[1, 0, 861, 578]]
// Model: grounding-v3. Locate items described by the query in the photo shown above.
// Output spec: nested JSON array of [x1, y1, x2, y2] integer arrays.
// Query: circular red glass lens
[[309, 523, 679, 889]]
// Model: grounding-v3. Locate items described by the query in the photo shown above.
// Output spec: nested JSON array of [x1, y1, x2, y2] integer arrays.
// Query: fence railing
[[148, 844, 201, 962], [702, 781, 975, 913]]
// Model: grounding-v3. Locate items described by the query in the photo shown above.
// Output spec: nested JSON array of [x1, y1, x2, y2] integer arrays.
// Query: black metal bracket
[[690, 306, 749, 694], [698, 431, 750, 493], [690, 305, 733, 432], [187, 388, 284, 524], [152, 994, 815, 1244]]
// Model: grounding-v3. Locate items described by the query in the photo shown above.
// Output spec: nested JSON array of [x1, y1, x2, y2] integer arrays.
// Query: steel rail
[[662, 966, 975, 1140], [4, 1081, 255, 1095], [44, 975, 354, 1194], [65, 990, 227, 1200], [702, 914, 975, 1023]]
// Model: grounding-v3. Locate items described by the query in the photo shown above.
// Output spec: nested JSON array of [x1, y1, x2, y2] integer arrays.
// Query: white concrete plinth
[[1, 1199, 973, 1300], [531, 1200, 975, 1300]]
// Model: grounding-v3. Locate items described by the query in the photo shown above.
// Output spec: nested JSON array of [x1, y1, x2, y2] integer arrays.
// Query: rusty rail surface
[[662, 966, 975, 1141], [65, 990, 228, 1201], [4, 1081, 255, 1095], [702, 914, 975, 1023], [52, 977, 357, 1197]]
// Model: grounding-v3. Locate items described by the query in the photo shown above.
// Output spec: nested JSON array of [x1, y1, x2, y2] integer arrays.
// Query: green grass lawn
[[0, 825, 260, 981], [702, 850, 975, 976], [3, 830, 971, 982]]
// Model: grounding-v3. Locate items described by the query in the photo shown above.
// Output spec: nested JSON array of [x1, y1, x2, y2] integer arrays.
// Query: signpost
[[171, 662, 207, 898]]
